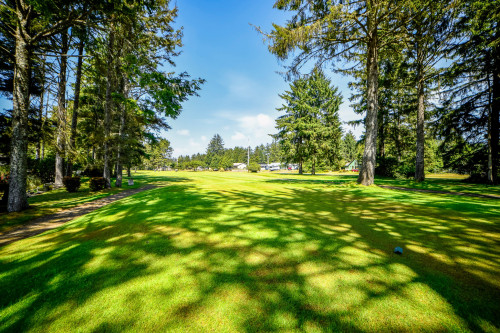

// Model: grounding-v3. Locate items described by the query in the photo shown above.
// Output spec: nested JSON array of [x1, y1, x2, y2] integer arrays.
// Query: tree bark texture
[[8, 11, 31, 212], [358, 28, 379, 186], [68, 37, 85, 176], [489, 51, 500, 184], [415, 78, 426, 182], [103, 24, 115, 189], [55, 30, 69, 186], [115, 80, 129, 187], [414, 28, 426, 182], [36, 77, 44, 160]]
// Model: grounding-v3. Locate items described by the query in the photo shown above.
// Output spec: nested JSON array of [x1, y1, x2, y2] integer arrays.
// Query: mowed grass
[[0, 171, 499, 332], [0, 173, 169, 234]]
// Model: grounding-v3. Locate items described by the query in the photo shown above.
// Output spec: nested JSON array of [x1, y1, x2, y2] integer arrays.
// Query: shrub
[[248, 162, 261, 173], [63, 176, 81, 193], [376, 157, 414, 179], [83, 166, 103, 177], [89, 177, 106, 191], [28, 157, 55, 183]]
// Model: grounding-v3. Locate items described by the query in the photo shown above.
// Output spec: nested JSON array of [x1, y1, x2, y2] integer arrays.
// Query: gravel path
[[377, 185, 500, 199], [0, 185, 158, 247]]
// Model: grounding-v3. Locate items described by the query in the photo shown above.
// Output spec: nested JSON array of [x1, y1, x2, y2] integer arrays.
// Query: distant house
[[344, 160, 359, 171], [269, 162, 281, 171], [233, 163, 247, 170]]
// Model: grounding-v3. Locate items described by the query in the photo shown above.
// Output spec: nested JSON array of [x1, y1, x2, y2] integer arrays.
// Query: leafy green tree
[[0, 0, 94, 211], [438, 0, 499, 183], [143, 138, 173, 170]]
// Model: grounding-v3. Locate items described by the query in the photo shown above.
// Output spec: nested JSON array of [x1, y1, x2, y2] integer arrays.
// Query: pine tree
[[275, 69, 343, 174], [262, 0, 408, 184], [206, 134, 225, 169]]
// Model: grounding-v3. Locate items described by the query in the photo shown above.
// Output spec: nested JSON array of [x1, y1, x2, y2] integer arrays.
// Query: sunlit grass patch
[[0, 171, 499, 332], [0, 172, 175, 234]]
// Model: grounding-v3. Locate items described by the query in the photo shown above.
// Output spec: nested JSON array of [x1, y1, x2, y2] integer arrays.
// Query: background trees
[[0, 0, 203, 211], [264, 0, 499, 184], [274, 70, 343, 174]]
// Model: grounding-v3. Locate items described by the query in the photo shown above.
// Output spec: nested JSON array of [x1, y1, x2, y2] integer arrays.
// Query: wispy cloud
[[177, 129, 190, 136]]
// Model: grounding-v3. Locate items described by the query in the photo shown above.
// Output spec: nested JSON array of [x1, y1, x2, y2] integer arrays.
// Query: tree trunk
[[358, 28, 379, 186], [415, 27, 426, 182], [55, 30, 69, 186], [68, 37, 85, 176], [115, 81, 128, 187], [127, 165, 131, 177], [489, 53, 500, 184], [378, 112, 386, 158], [36, 56, 45, 160], [311, 155, 316, 175], [8, 15, 31, 212], [36, 81, 43, 160], [103, 24, 115, 189]]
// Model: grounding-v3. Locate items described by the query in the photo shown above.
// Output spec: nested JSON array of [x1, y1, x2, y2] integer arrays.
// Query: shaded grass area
[[266, 172, 500, 197], [376, 175, 500, 197], [0, 172, 176, 234], [0, 171, 499, 332]]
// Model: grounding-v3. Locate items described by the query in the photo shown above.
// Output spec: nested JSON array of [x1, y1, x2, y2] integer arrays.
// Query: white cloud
[[231, 132, 246, 141], [200, 135, 207, 142], [177, 129, 190, 136]]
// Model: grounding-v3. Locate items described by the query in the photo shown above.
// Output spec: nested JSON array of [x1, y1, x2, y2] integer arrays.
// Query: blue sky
[[163, 0, 363, 157], [0, 0, 364, 158]]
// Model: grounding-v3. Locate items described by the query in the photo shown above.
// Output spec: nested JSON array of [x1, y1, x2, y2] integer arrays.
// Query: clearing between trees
[[0, 171, 498, 332]]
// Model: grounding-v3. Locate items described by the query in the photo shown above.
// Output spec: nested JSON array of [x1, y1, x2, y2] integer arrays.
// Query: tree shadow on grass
[[0, 179, 499, 332]]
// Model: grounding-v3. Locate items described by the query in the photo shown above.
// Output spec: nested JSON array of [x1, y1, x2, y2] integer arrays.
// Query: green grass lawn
[[0, 171, 499, 332], [0, 173, 170, 234]]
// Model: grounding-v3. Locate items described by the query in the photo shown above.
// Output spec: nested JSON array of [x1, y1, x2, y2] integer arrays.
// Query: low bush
[[28, 157, 55, 183], [376, 157, 414, 179], [63, 176, 81, 193], [248, 162, 261, 173], [83, 166, 103, 177], [89, 177, 106, 191]]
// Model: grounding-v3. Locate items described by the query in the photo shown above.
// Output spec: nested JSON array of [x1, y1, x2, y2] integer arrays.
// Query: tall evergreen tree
[[206, 134, 225, 169], [262, 0, 408, 184], [274, 69, 343, 174]]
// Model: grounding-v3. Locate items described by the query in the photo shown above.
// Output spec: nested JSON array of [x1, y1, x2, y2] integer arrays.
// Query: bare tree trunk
[[68, 37, 85, 176], [8, 14, 31, 212], [358, 27, 379, 186], [127, 165, 131, 177], [115, 81, 128, 187], [489, 54, 500, 184], [415, 28, 426, 182], [103, 24, 115, 189], [36, 56, 45, 160], [311, 155, 316, 175], [396, 107, 402, 163], [55, 30, 69, 186], [415, 80, 426, 182], [36, 81, 43, 160]]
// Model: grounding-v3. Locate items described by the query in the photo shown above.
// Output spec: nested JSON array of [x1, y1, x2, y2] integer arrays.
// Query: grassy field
[[0, 174, 165, 234], [0, 171, 499, 332]]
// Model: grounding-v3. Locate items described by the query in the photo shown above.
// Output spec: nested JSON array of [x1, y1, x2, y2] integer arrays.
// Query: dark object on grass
[[63, 176, 81, 193], [89, 177, 106, 191], [394, 246, 403, 255]]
